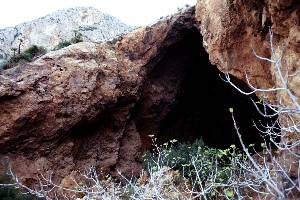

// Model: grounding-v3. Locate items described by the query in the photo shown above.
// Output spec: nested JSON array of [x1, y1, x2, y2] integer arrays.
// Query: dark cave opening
[[142, 27, 279, 150]]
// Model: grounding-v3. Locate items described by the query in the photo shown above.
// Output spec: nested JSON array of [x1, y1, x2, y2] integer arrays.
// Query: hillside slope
[[0, 7, 133, 60]]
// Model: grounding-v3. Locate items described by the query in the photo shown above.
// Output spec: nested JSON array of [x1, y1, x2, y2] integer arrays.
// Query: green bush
[[53, 40, 72, 50], [143, 139, 246, 189], [0, 175, 38, 200], [53, 31, 83, 50], [0, 59, 8, 71], [70, 31, 83, 44], [10, 45, 46, 63], [2, 45, 47, 70]]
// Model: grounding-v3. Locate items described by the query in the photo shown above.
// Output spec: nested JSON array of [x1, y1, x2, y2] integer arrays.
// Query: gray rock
[[0, 7, 133, 59]]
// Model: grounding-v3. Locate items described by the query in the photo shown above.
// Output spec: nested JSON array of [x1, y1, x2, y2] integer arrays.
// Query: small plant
[[2, 45, 47, 70], [9, 45, 46, 63], [53, 30, 83, 50], [53, 41, 72, 50], [142, 138, 256, 199], [0, 175, 37, 200], [0, 59, 8, 71], [21, 45, 46, 61], [144, 139, 242, 181], [70, 31, 83, 44]]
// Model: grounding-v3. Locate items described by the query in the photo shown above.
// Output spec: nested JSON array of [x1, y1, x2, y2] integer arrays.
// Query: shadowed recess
[[140, 27, 279, 150]]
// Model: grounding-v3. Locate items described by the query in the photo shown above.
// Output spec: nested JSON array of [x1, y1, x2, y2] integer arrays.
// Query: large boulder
[[0, 7, 198, 184]]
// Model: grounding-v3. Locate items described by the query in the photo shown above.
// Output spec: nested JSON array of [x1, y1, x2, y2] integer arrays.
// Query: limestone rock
[[0, 7, 133, 60]]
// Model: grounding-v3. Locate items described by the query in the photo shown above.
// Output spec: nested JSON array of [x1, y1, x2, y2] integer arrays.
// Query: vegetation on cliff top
[[0, 30, 84, 71]]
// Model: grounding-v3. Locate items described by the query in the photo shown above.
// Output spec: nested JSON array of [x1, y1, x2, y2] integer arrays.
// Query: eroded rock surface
[[0, 1, 299, 192], [196, 0, 300, 101], [196, 1, 300, 198], [0, 7, 198, 184]]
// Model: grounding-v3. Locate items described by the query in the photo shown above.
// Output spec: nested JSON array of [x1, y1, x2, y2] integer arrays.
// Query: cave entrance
[[140, 27, 278, 150]]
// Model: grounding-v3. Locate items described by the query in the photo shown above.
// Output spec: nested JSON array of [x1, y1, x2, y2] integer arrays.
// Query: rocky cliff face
[[0, 1, 299, 194], [0, 7, 198, 183], [196, 0, 300, 100], [0, 7, 133, 60]]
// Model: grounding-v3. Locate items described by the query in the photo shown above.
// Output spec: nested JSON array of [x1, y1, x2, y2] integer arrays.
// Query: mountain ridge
[[0, 7, 133, 60]]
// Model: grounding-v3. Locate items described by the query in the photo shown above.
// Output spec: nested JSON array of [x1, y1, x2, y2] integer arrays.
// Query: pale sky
[[0, 0, 197, 29]]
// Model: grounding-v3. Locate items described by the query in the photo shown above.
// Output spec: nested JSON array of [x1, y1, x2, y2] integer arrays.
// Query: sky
[[0, 0, 197, 29]]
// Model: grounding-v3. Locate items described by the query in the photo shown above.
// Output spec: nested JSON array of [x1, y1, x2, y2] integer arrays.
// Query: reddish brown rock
[[0, 2, 299, 196], [0, 7, 198, 184], [196, 0, 300, 100], [196, 1, 300, 199]]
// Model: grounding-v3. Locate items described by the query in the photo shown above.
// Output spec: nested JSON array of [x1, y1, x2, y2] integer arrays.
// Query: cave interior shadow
[[155, 27, 279, 151]]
